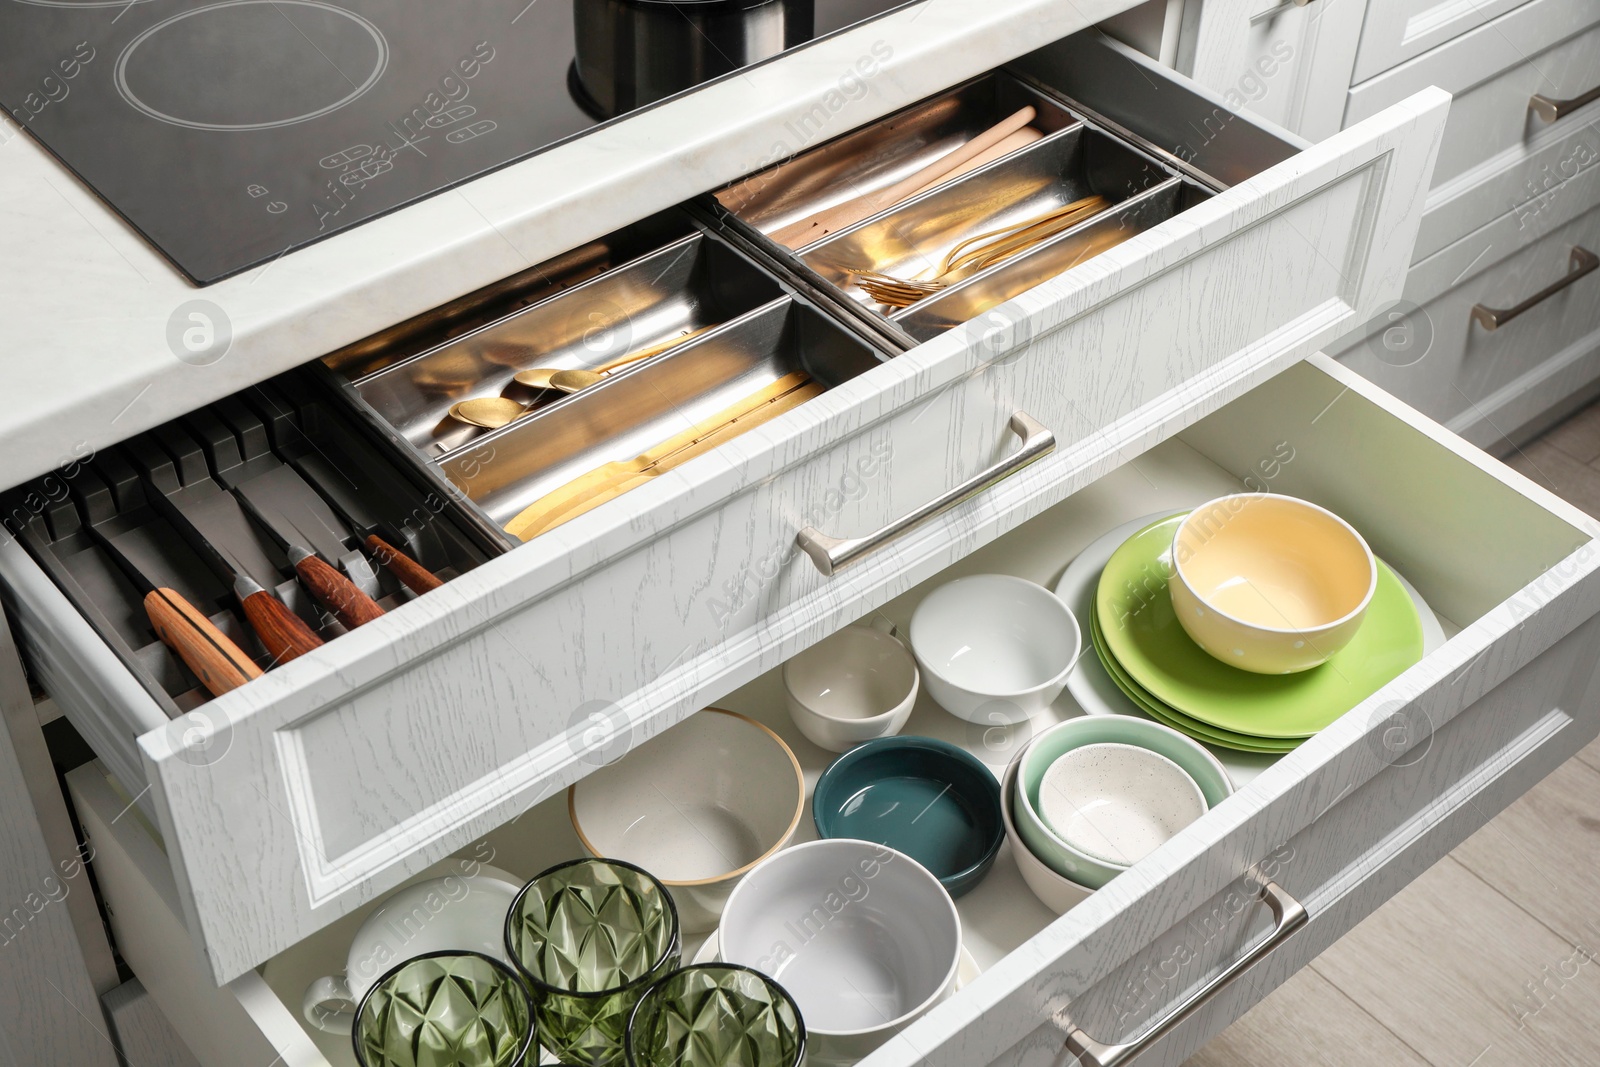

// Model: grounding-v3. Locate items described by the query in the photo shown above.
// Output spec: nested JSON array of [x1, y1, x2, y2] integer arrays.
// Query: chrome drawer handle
[[795, 412, 1054, 577], [1531, 84, 1600, 123], [1470, 246, 1599, 332], [1059, 881, 1308, 1067], [1250, 0, 1311, 25]]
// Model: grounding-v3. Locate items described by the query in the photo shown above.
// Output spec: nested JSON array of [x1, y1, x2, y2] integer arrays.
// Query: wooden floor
[[1185, 403, 1600, 1067]]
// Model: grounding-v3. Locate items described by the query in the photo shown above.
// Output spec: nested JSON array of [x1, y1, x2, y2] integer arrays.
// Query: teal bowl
[[813, 736, 1004, 898], [1014, 716, 1233, 889]]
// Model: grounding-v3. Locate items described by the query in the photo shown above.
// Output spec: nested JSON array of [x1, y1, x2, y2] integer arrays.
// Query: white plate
[[1052, 509, 1449, 784]]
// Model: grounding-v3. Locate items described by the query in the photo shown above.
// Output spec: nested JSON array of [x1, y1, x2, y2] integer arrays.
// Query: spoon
[[447, 396, 529, 430], [510, 323, 716, 393]]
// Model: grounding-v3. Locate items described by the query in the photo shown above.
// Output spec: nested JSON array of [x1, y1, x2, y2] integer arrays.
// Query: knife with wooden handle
[[231, 481, 386, 631], [769, 106, 1038, 249]]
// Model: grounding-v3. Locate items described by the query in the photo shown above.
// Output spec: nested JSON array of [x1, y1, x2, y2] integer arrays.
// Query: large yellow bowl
[[1170, 494, 1376, 675]]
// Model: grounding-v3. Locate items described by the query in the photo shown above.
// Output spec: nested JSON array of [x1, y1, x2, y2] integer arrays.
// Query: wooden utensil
[[769, 106, 1039, 249], [504, 372, 822, 541], [232, 483, 386, 631]]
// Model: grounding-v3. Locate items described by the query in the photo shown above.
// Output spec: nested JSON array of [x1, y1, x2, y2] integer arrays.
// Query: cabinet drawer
[[1347, 0, 1600, 257], [1338, 202, 1600, 439], [0, 31, 1447, 985], [68, 355, 1600, 1067], [1352, 0, 1532, 84]]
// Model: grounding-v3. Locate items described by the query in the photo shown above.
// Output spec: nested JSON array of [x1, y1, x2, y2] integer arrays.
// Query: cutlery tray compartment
[[710, 63, 1221, 338], [437, 296, 888, 538], [336, 218, 791, 459], [713, 71, 1086, 239], [2, 374, 498, 721]]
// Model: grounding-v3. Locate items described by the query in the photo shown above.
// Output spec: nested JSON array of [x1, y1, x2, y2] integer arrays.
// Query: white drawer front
[[1352, 0, 1532, 84], [70, 356, 1600, 1067], [1346, 0, 1600, 254], [1340, 202, 1600, 436], [2, 73, 1448, 985]]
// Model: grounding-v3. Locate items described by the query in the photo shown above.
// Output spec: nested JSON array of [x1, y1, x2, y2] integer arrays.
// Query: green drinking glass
[[504, 858, 682, 1066], [625, 964, 805, 1067], [352, 951, 535, 1067]]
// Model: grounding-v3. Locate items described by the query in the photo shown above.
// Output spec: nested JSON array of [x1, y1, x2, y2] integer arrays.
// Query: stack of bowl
[[1005, 715, 1233, 911]]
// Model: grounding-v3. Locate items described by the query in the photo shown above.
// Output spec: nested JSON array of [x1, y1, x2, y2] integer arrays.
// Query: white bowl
[[569, 708, 803, 934], [1037, 743, 1208, 867], [1001, 753, 1093, 915], [719, 839, 962, 1064], [783, 619, 919, 752], [908, 574, 1081, 724]]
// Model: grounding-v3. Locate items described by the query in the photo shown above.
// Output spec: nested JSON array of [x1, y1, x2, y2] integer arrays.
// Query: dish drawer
[[1337, 202, 1600, 438], [0, 29, 1448, 986], [1346, 0, 1600, 259], [66, 355, 1600, 1067]]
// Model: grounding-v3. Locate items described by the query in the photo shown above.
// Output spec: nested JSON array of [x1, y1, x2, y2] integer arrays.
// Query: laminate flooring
[[1184, 402, 1600, 1067]]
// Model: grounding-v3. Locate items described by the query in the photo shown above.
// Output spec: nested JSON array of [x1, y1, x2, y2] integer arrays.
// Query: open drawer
[[1, 28, 1449, 984], [66, 355, 1600, 1067]]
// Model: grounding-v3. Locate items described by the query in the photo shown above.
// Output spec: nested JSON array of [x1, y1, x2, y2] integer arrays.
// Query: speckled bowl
[[1037, 743, 1207, 867]]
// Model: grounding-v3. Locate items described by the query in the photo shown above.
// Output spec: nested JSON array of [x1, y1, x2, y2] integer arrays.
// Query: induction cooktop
[[1, 0, 916, 285]]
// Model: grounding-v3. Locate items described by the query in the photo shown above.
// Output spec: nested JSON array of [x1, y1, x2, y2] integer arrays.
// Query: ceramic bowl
[[1016, 716, 1233, 888], [812, 736, 1004, 897], [783, 619, 919, 752], [1170, 494, 1376, 674], [719, 839, 962, 1065], [908, 574, 1081, 724], [569, 707, 804, 933], [1036, 743, 1207, 867], [1001, 751, 1093, 915]]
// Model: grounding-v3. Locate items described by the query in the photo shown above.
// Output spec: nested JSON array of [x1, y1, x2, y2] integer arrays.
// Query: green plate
[[1088, 610, 1300, 753], [1096, 515, 1424, 739]]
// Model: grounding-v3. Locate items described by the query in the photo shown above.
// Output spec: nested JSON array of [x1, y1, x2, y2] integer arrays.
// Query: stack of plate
[[1058, 512, 1433, 753]]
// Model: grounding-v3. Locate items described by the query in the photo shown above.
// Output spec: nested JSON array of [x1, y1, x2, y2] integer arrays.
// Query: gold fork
[[851, 194, 1110, 308]]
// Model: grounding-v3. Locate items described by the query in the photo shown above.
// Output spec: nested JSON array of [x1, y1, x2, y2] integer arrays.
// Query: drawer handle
[[1059, 881, 1308, 1067], [1470, 246, 1599, 332], [1250, 0, 1312, 25], [795, 412, 1054, 576], [1530, 84, 1600, 123]]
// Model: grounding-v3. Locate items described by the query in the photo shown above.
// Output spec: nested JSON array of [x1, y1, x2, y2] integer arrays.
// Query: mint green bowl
[[1014, 716, 1233, 888]]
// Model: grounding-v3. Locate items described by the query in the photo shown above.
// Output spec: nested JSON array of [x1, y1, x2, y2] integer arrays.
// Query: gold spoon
[[510, 324, 716, 393], [447, 396, 530, 430]]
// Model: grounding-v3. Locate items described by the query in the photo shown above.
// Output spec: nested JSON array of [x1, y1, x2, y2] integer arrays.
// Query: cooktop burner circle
[[113, 0, 389, 132]]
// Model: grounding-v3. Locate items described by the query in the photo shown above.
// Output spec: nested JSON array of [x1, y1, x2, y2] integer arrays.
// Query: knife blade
[[124, 443, 324, 666], [231, 472, 385, 630], [83, 521, 262, 698], [291, 454, 445, 595]]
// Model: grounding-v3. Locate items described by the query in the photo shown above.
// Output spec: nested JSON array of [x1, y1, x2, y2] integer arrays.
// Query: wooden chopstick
[[768, 106, 1039, 250], [503, 372, 821, 541]]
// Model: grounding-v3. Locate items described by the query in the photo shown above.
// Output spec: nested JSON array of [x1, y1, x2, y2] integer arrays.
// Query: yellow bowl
[[1170, 494, 1375, 674]]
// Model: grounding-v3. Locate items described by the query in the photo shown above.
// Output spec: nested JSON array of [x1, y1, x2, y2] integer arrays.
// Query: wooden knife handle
[[293, 554, 386, 629], [239, 590, 323, 665], [144, 588, 263, 698], [364, 535, 443, 594]]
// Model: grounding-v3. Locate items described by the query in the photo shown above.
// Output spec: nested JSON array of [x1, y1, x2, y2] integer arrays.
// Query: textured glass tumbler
[[626, 964, 805, 1067], [505, 858, 682, 1066], [352, 951, 535, 1067]]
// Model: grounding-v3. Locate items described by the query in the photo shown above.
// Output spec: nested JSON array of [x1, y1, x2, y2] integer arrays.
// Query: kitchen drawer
[[0, 29, 1447, 985], [1347, 0, 1600, 257], [1338, 202, 1600, 439], [1352, 0, 1532, 84], [67, 355, 1600, 1067]]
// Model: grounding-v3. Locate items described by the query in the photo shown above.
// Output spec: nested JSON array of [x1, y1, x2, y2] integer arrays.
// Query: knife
[[231, 474, 386, 630], [126, 449, 324, 666], [290, 453, 445, 595], [82, 521, 262, 697]]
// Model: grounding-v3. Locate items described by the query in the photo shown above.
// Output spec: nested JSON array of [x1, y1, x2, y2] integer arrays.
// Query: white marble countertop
[[0, 0, 1130, 493]]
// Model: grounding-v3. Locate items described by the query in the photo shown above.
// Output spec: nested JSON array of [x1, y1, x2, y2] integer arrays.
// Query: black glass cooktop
[[1, 0, 915, 284]]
